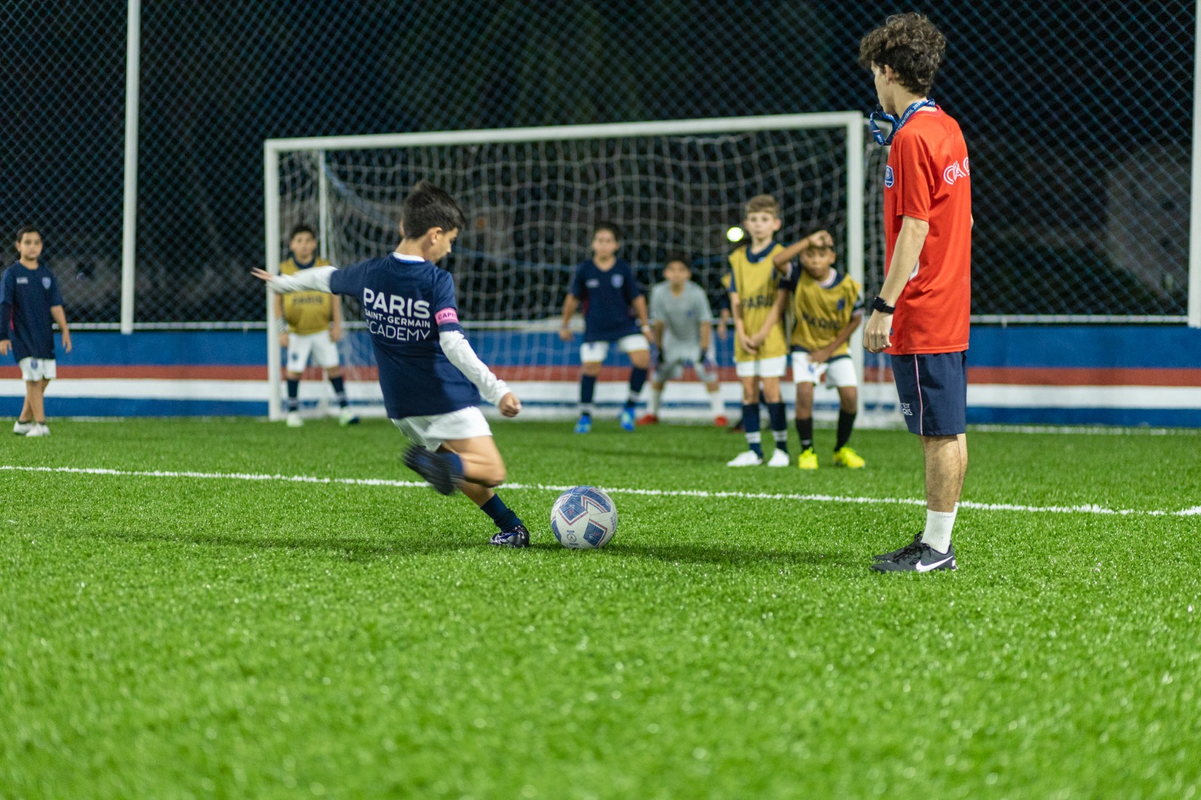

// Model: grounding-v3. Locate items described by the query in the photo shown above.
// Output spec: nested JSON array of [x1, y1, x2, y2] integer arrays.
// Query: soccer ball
[[550, 486, 618, 549]]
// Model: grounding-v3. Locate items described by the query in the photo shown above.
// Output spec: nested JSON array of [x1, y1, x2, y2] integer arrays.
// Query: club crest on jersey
[[943, 158, 970, 185], [42, 277, 52, 289], [611, 274, 624, 288], [884, 166, 895, 188], [837, 298, 846, 311]]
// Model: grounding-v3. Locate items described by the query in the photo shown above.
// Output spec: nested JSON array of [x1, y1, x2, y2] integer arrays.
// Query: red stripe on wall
[[969, 367, 1201, 387], [2, 364, 1195, 387]]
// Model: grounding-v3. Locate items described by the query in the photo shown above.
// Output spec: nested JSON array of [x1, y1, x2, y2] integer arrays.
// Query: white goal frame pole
[[846, 119, 866, 414], [1189, 0, 1201, 328], [264, 144, 282, 420], [318, 150, 334, 263], [120, 0, 141, 335]]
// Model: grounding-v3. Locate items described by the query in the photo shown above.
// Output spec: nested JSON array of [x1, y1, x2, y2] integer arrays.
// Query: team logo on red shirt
[[943, 158, 970, 185], [884, 165, 895, 188]]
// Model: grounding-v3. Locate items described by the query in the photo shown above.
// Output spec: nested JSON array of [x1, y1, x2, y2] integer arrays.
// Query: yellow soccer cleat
[[833, 446, 865, 469], [797, 448, 818, 470]]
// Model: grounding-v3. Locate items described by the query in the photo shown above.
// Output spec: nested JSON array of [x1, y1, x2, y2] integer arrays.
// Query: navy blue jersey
[[329, 253, 480, 419], [569, 258, 643, 342], [0, 263, 63, 361]]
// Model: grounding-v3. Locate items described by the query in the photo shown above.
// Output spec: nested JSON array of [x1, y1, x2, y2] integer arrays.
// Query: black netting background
[[1, 0, 1192, 323]]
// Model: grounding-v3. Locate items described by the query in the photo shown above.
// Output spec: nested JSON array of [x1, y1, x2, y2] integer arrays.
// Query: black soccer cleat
[[489, 524, 530, 548], [871, 540, 956, 573], [872, 532, 922, 562], [403, 445, 460, 496]]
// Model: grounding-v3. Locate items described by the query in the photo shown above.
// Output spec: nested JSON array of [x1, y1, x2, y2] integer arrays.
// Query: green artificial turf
[[2, 418, 1199, 799]]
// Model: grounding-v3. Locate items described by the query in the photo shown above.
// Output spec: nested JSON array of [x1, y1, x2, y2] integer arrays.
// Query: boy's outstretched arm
[[0, 274, 11, 354], [809, 314, 863, 364], [631, 295, 650, 330], [440, 330, 522, 417], [559, 294, 580, 342], [771, 230, 835, 271], [252, 266, 337, 294], [51, 305, 72, 353], [749, 289, 790, 349]]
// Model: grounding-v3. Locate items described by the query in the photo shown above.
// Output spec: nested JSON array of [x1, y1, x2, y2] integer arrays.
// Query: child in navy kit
[[254, 182, 531, 547], [0, 226, 72, 437], [558, 222, 652, 433]]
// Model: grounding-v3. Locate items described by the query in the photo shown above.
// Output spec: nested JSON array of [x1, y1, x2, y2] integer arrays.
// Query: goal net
[[264, 114, 900, 424]]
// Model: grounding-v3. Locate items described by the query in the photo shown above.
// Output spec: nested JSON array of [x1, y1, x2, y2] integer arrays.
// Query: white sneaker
[[13, 420, 33, 435], [767, 450, 791, 468], [286, 412, 304, 428], [726, 450, 763, 467], [25, 423, 50, 437], [338, 408, 360, 426]]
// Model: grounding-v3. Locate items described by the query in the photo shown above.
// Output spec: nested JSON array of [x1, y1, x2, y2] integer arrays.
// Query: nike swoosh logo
[[916, 555, 954, 572]]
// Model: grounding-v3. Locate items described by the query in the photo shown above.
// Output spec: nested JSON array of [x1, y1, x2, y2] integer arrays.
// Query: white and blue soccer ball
[[550, 486, 618, 549]]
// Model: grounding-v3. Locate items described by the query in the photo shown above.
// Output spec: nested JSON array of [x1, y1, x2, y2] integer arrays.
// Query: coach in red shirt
[[861, 13, 972, 573]]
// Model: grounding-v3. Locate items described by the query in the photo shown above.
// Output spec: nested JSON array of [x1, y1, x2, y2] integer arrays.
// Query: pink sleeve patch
[[435, 308, 459, 326]]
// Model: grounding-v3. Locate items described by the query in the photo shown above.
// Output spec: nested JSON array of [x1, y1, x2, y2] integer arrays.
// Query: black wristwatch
[[872, 296, 896, 314]]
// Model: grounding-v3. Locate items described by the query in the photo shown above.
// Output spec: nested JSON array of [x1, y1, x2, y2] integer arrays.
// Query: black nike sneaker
[[873, 532, 922, 562], [871, 540, 956, 573], [403, 445, 460, 496], [489, 524, 530, 548]]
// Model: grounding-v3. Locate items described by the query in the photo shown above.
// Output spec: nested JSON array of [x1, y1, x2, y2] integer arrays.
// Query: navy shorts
[[890, 351, 967, 436]]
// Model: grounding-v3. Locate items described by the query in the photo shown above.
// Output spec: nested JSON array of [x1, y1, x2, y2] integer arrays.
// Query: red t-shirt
[[882, 106, 972, 354]]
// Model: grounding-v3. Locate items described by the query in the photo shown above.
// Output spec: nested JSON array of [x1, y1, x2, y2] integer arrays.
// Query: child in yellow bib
[[275, 224, 358, 427], [724, 194, 828, 467], [775, 238, 866, 469]]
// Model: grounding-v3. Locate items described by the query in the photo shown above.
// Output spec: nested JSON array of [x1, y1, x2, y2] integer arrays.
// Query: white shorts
[[792, 352, 858, 388], [654, 348, 717, 384], [580, 334, 650, 364], [287, 330, 340, 372], [734, 355, 787, 379], [19, 357, 56, 381], [393, 406, 493, 452]]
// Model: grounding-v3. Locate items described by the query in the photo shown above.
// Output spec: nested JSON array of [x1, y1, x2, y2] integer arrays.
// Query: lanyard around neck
[[869, 98, 936, 146]]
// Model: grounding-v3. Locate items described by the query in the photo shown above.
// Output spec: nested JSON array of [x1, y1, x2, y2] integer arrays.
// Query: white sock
[[921, 508, 957, 554], [650, 389, 663, 415], [709, 390, 724, 418]]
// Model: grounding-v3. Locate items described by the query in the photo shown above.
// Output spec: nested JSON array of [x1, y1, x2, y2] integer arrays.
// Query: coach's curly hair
[[858, 13, 946, 97]]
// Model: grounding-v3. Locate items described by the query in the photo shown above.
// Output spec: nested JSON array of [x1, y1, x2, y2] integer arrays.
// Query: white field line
[[969, 424, 1201, 437], [4, 464, 1198, 517]]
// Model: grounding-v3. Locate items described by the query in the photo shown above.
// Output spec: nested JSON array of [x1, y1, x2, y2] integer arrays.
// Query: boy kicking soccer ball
[[559, 222, 652, 433], [253, 181, 531, 547], [776, 238, 866, 469], [639, 254, 726, 426]]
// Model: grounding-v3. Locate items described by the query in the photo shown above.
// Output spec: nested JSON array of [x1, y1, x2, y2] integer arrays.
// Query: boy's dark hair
[[401, 180, 467, 240], [289, 223, 317, 240], [594, 221, 622, 242], [664, 252, 691, 269], [14, 224, 41, 244], [858, 13, 946, 96]]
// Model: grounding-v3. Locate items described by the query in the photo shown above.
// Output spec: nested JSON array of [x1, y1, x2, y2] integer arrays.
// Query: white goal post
[[263, 113, 891, 423]]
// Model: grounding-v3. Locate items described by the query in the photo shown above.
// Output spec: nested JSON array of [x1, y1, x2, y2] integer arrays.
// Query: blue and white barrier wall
[[1, 326, 1198, 427]]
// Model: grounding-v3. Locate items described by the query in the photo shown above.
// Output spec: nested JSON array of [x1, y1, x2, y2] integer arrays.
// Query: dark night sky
[[0, 0, 1193, 320]]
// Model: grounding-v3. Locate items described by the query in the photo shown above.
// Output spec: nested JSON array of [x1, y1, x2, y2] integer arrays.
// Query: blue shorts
[[890, 351, 967, 436]]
